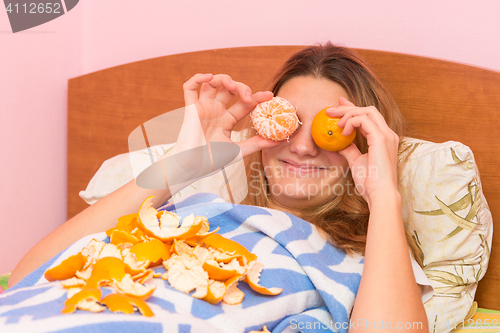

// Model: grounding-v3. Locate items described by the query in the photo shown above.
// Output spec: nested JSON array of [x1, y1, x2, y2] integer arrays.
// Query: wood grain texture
[[68, 45, 500, 309]]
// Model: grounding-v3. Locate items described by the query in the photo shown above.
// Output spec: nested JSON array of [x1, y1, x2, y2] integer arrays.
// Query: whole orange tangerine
[[311, 107, 356, 151]]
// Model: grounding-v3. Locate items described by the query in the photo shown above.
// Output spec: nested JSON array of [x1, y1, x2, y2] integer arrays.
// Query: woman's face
[[261, 75, 351, 210]]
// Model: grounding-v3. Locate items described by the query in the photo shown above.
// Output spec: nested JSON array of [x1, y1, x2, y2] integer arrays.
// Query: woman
[[9, 43, 428, 331]]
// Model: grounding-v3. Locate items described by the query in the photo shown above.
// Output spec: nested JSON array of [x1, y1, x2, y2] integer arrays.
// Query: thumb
[[339, 96, 355, 107], [337, 143, 362, 167]]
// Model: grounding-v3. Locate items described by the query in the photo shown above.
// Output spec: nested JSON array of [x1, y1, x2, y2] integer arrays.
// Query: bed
[[1, 45, 499, 331], [67, 45, 500, 309]]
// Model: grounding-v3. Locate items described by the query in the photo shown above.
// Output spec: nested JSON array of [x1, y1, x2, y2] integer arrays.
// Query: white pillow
[[398, 137, 493, 332]]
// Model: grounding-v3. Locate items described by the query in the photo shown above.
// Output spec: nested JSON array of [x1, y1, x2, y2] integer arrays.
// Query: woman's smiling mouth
[[279, 159, 327, 174]]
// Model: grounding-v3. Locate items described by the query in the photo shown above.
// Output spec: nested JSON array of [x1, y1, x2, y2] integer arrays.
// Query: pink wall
[[1, 0, 499, 275], [0, 5, 82, 274]]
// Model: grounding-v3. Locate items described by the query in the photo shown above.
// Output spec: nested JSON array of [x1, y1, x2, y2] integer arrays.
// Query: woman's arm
[[8, 181, 170, 288], [350, 190, 427, 331], [330, 97, 428, 332]]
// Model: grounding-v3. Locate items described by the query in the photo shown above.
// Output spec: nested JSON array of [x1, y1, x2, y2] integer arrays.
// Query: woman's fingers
[[327, 97, 387, 130], [227, 91, 274, 122], [215, 81, 254, 106], [183, 73, 254, 109], [338, 143, 362, 167], [342, 114, 380, 138], [199, 74, 236, 100], [183, 73, 214, 106], [199, 74, 254, 105]]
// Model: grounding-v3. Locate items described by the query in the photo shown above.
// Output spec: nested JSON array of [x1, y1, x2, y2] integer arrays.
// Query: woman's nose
[[288, 123, 320, 157]]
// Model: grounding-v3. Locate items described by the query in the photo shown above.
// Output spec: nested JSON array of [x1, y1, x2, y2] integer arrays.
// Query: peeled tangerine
[[251, 96, 299, 141]]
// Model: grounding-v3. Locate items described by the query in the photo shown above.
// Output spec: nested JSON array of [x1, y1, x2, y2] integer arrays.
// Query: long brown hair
[[233, 42, 421, 265]]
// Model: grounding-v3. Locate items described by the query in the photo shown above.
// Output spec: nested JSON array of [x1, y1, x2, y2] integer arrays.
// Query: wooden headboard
[[68, 45, 500, 309]]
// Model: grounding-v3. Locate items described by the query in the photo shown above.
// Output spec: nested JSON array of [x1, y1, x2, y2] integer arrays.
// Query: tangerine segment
[[45, 253, 86, 282], [251, 96, 299, 141], [311, 107, 356, 151]]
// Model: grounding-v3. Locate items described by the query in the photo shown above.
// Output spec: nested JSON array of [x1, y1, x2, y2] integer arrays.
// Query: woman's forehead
[[276, 76, 349, 117]]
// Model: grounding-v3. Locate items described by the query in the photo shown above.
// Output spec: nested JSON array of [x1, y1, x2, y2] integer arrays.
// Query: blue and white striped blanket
[[0, 193, 364, 333]]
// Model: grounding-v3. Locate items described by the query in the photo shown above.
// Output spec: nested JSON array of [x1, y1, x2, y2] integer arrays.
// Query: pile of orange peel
[[44, 196, 282, 318]]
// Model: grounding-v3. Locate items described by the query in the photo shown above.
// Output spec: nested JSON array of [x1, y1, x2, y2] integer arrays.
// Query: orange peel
[[202, 259, 241, 281], [44, 252, 86, 282], [132, 269, 155, 284], [101, 293, 154, 317], [137, 196, 202, 241], [86, 257, 126, 288], [123, 252, 150, 276], [66, 287, 83, 299], [50, 195, 283, 316], [62, 287, 105, 314], [60, 277, 86, 289], [109, 230, 140, 246], [197, 216, 210, 233], [172, 239, 193, 256], [101, 294, 154, 317], [113, 274, 156, 301], [129, 238, 171, 265], [209, 248, 243, 264], [201, 233, 257, 264], [106, 213, 139, 238], [75, 266, 93, 280], [162, 253, 208, 298], [81, 239, 122, 270], [244, 261, 282, 296], [223, 275, 245, 305], [203, 280, 226, 305]]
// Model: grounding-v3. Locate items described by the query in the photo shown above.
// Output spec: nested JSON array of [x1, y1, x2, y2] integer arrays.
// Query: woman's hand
[[139, 73, 281, 194], [180, 73, 280, 158], [329, 97, 428, 331], [326, 96, 400, 207]]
